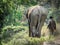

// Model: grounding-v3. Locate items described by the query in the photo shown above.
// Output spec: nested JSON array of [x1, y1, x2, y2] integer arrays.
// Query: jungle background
[[0, 0, 60, 45]]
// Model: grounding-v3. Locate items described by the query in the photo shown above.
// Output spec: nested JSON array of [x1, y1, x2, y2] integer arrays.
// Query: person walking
[[47, 16, 56, 35]]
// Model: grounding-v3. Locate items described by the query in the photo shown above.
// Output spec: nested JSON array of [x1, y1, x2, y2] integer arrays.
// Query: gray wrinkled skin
[[25, 5, 48, 37]]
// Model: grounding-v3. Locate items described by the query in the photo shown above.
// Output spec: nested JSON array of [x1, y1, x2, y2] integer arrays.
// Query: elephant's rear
[[29, 5, 48, 27], [26, 5, 48, 37]]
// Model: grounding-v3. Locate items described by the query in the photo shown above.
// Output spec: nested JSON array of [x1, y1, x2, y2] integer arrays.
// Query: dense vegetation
[[0, 0, 60, 45]]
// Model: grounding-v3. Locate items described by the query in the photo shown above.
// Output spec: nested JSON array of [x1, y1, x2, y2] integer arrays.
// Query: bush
[[2, 25, 54, 45], [2, 35, 54, 45]]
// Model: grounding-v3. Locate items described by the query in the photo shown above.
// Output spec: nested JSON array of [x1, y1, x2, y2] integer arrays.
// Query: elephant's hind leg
[[28, 15, 32, 37], [36, 15, 47, 37], [29, 15, 39, 37]]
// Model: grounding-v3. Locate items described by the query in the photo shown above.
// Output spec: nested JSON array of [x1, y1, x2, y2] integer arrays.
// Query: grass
[[2, 22, 57, 45], [2, 31, 54, 45]]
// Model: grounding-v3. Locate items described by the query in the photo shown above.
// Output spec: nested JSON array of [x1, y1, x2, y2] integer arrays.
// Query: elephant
[[25, 5, 48, 37]]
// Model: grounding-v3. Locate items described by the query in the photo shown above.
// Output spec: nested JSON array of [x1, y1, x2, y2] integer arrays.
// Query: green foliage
[[2, 0, 38, 26], [2, 22, 55, 45], [2, 25, 28, 43], [0, 0, 60, 45], [47, 8, 60, 23], [4, 5, 25, 26], [2, 29, 54, 45]]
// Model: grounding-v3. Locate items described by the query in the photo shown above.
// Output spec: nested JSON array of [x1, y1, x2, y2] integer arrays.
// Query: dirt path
[[54, 23, 60, 44], [43, 34, 60, 45], [53, 34, 60, 45], [43, 23, 60, 45]]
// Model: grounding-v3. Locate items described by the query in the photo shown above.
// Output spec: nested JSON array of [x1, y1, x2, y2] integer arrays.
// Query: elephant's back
[[29, 5, 48, 16]]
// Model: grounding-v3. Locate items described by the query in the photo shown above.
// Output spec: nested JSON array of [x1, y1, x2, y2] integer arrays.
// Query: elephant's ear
[[24, 8, 29, 19]]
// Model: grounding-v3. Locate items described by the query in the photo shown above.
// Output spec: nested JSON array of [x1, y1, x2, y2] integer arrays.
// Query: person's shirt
[[47, 19, 56, 30]]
